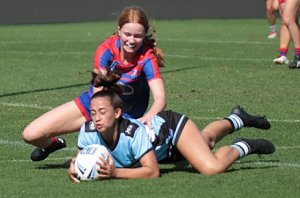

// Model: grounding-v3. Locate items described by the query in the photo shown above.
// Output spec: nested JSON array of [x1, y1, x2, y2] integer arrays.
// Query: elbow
[[163, 101, 167, 110], [149, 168, 160, 178], [161, 97, 167, 110], [146, 166, 160, 178]]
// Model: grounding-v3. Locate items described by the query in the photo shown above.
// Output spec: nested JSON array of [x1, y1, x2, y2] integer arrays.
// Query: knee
[[197, 163, 224, 176], [22, 125, 43, 144], [22, 126, 33, 143], [266, 8, 273, 16], [201, 131, 216, 149], [282, 14, 294, 26]]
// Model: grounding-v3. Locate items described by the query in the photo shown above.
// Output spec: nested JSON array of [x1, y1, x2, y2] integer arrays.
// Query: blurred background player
[[282, 0, 300, 68], [273, 0, 290, 64], [265, 0, 279, 39], [273, 0, 300, 66]]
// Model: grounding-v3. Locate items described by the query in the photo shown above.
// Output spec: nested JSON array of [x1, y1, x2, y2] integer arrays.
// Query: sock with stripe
[[225, 114, 244, 132], [294, 48, 300, 57], [231, 141, 250, 158], [279, 47, 288, 57], [269, 24, 277, 33]]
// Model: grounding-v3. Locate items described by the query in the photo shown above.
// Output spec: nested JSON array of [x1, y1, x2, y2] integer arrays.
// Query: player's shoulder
[[119, 117, 143, 138], [138, 45, 156, 62], [81, 120, 97, 132]]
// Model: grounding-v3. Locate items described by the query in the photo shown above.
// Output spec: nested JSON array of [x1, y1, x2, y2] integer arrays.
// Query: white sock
[[226, 114, 244, 131], [269, 25, 277, 33], [231, 141, 250, 158]]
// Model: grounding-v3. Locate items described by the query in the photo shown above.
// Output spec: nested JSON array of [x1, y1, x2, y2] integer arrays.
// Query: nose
[[128, 36, 135, 44], [94, 113, 101, 122]]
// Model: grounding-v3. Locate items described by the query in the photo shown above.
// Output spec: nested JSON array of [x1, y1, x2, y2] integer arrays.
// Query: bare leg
[[266, 0, 278, 38], [176, 119, 275, 175], [22, 101, 86, 148], [282, 0, 300, 48], [176, 120, 240, 175], [201, 105, 271, 149], [201, 120, 232, 149], [265, 0, 277, 26]]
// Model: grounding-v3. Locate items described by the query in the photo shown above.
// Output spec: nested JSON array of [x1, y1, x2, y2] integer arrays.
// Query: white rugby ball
[[75, 144, 108, 181]]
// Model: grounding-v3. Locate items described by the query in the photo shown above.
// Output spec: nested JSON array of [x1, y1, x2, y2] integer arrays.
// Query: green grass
[[1, 18, 300, 198]]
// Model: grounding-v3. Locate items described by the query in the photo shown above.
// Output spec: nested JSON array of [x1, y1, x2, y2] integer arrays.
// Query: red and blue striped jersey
[[93, 35, 162, 118]]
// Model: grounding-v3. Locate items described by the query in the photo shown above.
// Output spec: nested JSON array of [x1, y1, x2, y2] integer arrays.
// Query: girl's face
[[118, 23, 145, 54], [90, 96, 121, 133]]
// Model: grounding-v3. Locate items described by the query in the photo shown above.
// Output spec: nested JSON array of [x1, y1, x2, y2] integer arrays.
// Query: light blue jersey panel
[[150, 115, 173, 161], [78, 118, 153, 168]]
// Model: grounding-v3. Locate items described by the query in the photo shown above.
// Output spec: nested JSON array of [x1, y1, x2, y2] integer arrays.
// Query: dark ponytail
[[90, 70, 124, 111]]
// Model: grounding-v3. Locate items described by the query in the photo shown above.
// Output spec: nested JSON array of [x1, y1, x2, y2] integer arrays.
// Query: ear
[[115, 107, 122, 119], [117, 26, 121, 35]]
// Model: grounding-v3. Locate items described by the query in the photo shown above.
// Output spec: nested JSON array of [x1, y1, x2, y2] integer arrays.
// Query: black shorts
[[156, 110, 189, 163]]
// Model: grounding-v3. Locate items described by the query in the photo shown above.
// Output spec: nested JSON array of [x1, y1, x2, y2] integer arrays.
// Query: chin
[[124, 47, 138, 54]]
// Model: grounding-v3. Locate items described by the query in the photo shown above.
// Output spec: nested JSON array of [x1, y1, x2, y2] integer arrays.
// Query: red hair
[[116, 6, 165, 67]]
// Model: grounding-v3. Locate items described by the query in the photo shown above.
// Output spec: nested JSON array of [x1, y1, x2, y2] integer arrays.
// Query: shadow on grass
[[0, 65, 200, 98], [36, 158, 279, 173], [160, 159, 280, 175], [0, 83, 88, 98], [36, 159, 72, 170]]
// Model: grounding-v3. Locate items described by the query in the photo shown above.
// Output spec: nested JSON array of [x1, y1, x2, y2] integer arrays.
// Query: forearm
[[145, 78, 167, 119], [144, 96, 166, 118], [114, 166, 160, 179]]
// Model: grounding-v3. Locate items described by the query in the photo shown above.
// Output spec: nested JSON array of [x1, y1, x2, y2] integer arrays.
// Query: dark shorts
[[156, 110, 189, 163]]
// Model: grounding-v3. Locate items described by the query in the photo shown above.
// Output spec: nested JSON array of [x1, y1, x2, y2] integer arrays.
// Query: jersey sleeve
[[77, 121, 98, 150], [131, 124, 153, 160], [77, 123, 88, 150], [93, 37, 114, 70], [142, 52, 162, 81]]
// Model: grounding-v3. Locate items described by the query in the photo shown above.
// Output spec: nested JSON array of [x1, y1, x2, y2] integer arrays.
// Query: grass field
[[1, 18, 300, 198]]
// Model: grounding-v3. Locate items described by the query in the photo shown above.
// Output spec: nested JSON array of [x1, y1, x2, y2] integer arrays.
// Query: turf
[[0, 18, 299, 198]]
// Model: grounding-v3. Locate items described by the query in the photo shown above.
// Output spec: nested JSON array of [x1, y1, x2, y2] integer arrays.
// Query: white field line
[[0, 157, 72, 163], [0, 39, 92, 44], [0, 101, 53, 110], [0, 38, 276, 45], [1, 102, 300, 124], [0, 139, 77, 151], [0, 140, 299, 168], [161, 38, 277, 45], [0, 50, 87, 56], [193, 116, 300, 123], [1, 139, 299, 150], [236, 161, 300, 168], [0, 37, 274, 62], [165, 54, 271, 62], [1, 157, 300, 169], [1, 141, 299, 167], [0, 50, 271, 62]]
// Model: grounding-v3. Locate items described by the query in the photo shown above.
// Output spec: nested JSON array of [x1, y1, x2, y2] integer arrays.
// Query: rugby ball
[[75, 144, 108, 181]]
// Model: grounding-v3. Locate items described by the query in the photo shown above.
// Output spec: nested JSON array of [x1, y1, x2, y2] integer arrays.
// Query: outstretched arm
[[138, 78, 166, 126]]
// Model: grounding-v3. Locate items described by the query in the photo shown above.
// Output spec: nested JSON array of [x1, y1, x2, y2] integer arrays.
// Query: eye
[[134, 34, 143, 38], [123, 32, 131, 37]]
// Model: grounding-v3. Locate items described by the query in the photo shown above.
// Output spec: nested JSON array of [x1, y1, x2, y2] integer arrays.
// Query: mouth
[[95, 123, 102, 130], [124, 43, 137, 50]]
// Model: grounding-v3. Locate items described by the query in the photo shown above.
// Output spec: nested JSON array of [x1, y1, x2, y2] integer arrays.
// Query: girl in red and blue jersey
[[75, 33, 163, 121], [22, 6, 167, 162]]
